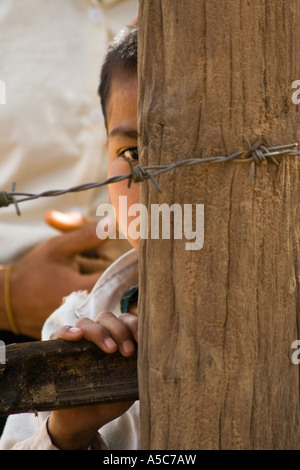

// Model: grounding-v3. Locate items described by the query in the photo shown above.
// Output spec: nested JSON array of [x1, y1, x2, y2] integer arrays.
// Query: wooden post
[[138, 0, 300, 449]]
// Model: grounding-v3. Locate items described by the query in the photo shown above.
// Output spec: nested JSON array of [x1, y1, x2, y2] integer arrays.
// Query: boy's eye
[[120, 147, 139, 161]]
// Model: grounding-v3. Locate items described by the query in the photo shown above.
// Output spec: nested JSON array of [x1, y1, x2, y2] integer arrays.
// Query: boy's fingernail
[[104, 337, 117, 350], [69, 327, 81, 334], [123, 340, 134, 354]]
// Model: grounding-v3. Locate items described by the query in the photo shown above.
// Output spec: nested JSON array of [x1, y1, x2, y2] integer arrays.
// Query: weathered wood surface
[[138, 0, 300, 450], [0, 339, 138, 417]]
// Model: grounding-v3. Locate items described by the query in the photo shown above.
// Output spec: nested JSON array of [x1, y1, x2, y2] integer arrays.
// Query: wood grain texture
[[138, 0, 300, 449], [0, 339, 138, 416]]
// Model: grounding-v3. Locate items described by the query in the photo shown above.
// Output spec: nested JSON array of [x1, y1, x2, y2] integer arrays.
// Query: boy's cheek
[[107, 157, 128, 179], [108, 182, 141, 248], [109, 184, 140, 215]]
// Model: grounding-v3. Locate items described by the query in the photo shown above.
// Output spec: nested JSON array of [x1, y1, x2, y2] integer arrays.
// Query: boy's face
[[106, 72, 139, 249]]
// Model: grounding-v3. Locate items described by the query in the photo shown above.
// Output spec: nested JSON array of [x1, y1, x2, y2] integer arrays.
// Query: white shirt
[[0, 0, 138, 263]]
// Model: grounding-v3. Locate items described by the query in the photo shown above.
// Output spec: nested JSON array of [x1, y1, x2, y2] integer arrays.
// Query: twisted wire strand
[[0, 142, 299, 215]]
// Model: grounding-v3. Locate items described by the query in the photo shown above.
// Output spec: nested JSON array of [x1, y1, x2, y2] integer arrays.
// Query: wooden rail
[[0, 339, 138, 417]]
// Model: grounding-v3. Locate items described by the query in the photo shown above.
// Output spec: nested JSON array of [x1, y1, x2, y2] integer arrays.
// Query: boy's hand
[[50, 311, 138, 356], [47, 312, 138, 450]]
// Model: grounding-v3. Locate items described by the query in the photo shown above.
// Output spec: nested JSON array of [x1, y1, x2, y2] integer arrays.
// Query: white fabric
[[0, 248, 140, 450], [0, 0, 138, 263]]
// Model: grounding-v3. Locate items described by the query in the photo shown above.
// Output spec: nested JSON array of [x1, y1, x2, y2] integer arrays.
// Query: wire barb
[[123, 156, 162, 192], [0, 183, 21, 216], [0, 140, 299, 215]]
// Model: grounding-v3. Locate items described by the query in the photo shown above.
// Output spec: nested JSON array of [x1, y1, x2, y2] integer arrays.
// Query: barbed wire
[[0, 140, 299, 216]]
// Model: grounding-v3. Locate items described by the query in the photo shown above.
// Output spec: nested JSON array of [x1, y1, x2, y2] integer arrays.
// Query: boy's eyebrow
[[109, 125, 138, 140]]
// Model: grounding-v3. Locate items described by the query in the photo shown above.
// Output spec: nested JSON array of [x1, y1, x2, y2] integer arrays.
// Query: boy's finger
[[75, 314, 136, 357], [49, 325, 83, 341], [118, 313, 138, 343], [95, 311, 137, 356], [74, 317, 118, 354]]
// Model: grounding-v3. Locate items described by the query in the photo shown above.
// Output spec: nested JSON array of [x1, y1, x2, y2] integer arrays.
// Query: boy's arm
[[8, 417, 106, 450]]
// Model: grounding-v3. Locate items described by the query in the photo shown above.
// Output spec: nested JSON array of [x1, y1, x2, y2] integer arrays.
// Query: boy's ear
[[105, 139, 108, 148]]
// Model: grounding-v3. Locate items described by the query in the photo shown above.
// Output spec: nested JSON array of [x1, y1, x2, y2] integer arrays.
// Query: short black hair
[[98, 26, 138, 127]]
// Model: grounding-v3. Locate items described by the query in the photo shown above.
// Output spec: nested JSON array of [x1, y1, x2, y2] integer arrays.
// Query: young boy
[[0, 26, 141, 450]]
